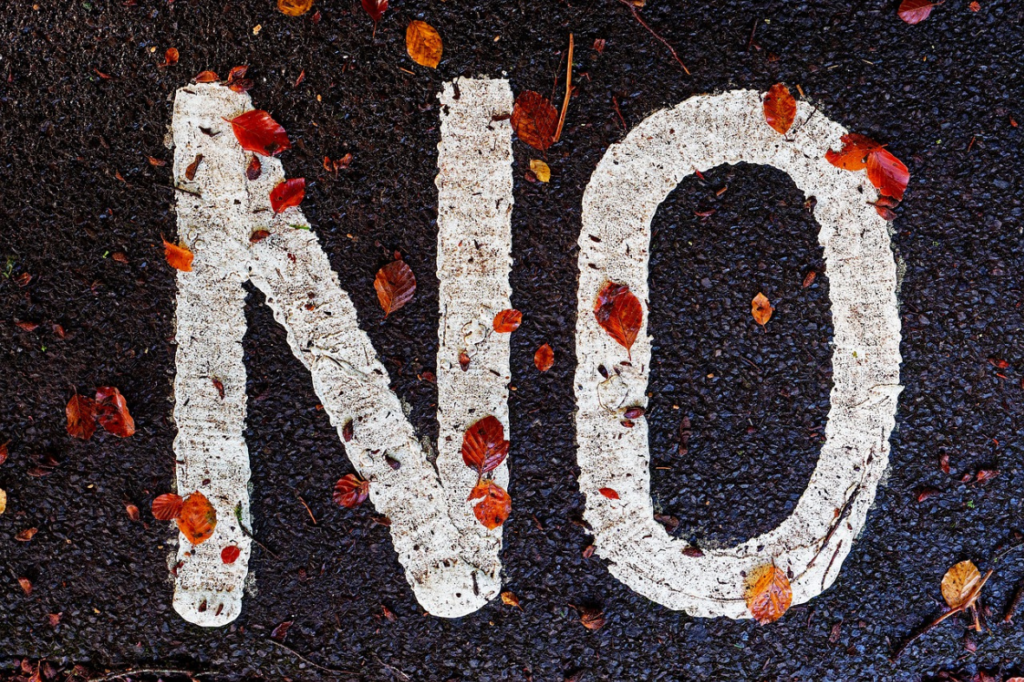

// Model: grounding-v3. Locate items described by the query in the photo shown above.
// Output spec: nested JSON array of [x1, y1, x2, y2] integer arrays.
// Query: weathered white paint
[[170, 79, 514, 626], [573, 89, 902, 618]]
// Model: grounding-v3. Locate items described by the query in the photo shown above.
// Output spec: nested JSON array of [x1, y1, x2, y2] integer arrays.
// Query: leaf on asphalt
[[529, 159, 551, 182], [361, 0, 388, 23], [163, 239, 194, 272], [270, 620, 293, 642], [333, 474, 370, 508], [125, 502, 141, 522], [867, 148, 910, 200], [66, 394, 97, 440], [467, 479, 511, 530], [162, 48, 179, 67], [752, 293, 773, 326], [763, 83, 796, 135], [534, 343, 554, 372], [95, 386, 135, 438], [221, 545, 241, 564], [580, 607, 606, 631], [493, 309, 522, 333], [227, 110, 291, 157], [152, 493, 184, 521], [18, 577, 32, 596], [511, 91, 559, 151], [898, 0, 938, 24], [501, 591, 522, 609], [461, 416, 510, 475], [746, 565, 793, 624], [270, 178, 306, 213], [598, 487, 619, 500], [825, 133, 881, 171], [0, 489, 6, 515], [146, 155, 167, 167], [177, 491, 217, 545], [942, 560, 982, 610], [406, 21, 442, 69], [16, 527, 38, 542], [194, 70, 219, 83], [594, 281, 643, 353], [278, 0, 314, 16], [225, 65, 253, 94], [374, 259, 417, 317], [976, 468, 999, 483], [0, 441, 7, 465]]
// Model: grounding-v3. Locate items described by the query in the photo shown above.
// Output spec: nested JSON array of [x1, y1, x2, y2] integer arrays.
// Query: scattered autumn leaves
[[66, 387, 135, 440], [462, 416, 511, 529]]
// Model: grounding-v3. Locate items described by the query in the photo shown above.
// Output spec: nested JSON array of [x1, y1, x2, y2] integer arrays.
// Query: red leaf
[[467, 480, 511, 530], [194, 70, 219, 83], [270, 178, 306, 213], [825, 133, 880, 171], [95, 386, 135, 438], [125, 502, 141, 522], [225, 65, 253, 94], [66, 394, 97, 440], [221, 545, 241, 564], [511, 91, 559, 151], [461, 416, 510, 475], [598, 487, 619, 500], [163, 239, 194, 272], [0, 441, 7, 465], [361, 0, 388, 23], [492, 309, 522, 333], [763, 83, 796, 135], [534, 343, 554, 372], [333, 474, 370, 508], [227, 110, 291, 157], [177, 491, 217, 545], [594, 282, 643, 353], [867, 148, 910, 201], [898, 0, 937, 24], [162, 47, 179, 66], [270, 620, 293, 642], [152, 493, 184, 521], [976, 469, 1000, 483], [246, 155, 262, 181], [374, 260, 417, 317]]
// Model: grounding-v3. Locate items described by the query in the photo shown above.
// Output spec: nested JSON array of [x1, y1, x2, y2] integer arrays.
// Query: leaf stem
[[554, 34, 573, 143]]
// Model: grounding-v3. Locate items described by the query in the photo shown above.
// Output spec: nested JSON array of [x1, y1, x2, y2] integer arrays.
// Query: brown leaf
[[867, 148, 910, 201], [594, 282, 643, 353], [0, 441, 7, 465], [146, 156, 167, 167], [374, 260, 417, 317], [185, 154, 203, 181], [802, 271, 817, 288], [580, 607, 606, 631], [18, 577, 32, 595], [227, 110, 291, 157], [534, 343, 555, 372], [467, 479, 511, 529], [406, 21, 443, 69], [163, 239, 194, 272], [942, 560, 982, 610], [746, 565, 793, 624], [598, 487, 619, 500], [898, 0, 938, 24], [270, 620, 293, 642], [763, 83, 796, 135], [125, 502, 141, 522], [461, 416, 510, 475], [221, 545, 241, 564], [225, 65, 253, 94], [511, 91, 559, 151], [270, 178, 306, 213], [152, 493, 184, 521], [278, 0, 313, 16], [361, 0, 387, 23], [177, 491, 217, 545], [342, 419, 354, 442], [976, 468, 999, 482], [194, 70, 219, 83], [162, 47, 179, 66], [112, 252, 128, 264], [493, 309, 522, 333], [751, 292, 773, 326], [246, 155, 262, 180], [66, 394, 97, 440], [95, 386, 135, 438], [47, 613, 61, 627], [501, 591, 522, 609], [458, 350, 471, 371], [333, 474, 370, 508], [16, 527, 38, 542]]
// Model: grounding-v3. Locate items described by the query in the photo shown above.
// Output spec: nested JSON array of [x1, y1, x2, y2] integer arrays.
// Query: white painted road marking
[[573, 90, 902, 618], [170, 79, 514, 626]]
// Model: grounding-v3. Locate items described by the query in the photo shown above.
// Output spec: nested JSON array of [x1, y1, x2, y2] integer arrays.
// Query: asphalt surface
[[1, 0, 1023, 680]]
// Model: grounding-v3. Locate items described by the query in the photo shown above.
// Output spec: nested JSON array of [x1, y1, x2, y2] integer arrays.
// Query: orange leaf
[[594, 282, 643, 353], [333, 474, 370, 508], [270, 178, 306, 213], [163, 239, 194, 272], [941, 560, 983, 610], [580, 607, 606, 631], [763, 83, 796, 135], [501, 591, 521, 608], [825, 133, 880, 171], [95, 386, 135, 438], [18, 577, 32, 595], [194, 70, 219, 83], [177, 491, 217, 545], [751, 293, 773, 326], [152, 493, 184, 521], [125, 502, 141, 522], [534, 343, 554, 372], [406, 21, 443, 69], [374, 260, 417, 317], [163, 47, 179, 66], [226, 110, 291, 157], [278, 0, 314, 16], [866, 148, 910, 201], [221, 545, 241, 564], [493, 309, 522, 333], [16, 527, 38, 542], [467, 479, 511, 530], [746, 565, 793, 624], [898, 0, 937, 24], [511, 91, 559, 151], [461, 416, 510, 475], [66, 394, 97, 440], [361, 0, 387, 23], [598, 487, 619, 500]]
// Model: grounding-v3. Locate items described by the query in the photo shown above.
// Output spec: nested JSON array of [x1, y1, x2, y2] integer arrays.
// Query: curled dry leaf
[[752, 293, 774, 326], [406, 21, 443, 69], [493, 309, 522, 333], [227, 110, 291, 157], [18, 577, 32, 596], [185, 154, 203, 181], [177, 491, 217, 545], [162, 48, 179, 66], [221, 545, 241, 564], [501, 591, 522, 609], [333, 474, 370, 508], [942, 560, 982, 610], [467, 479, 511, 530], [270, 620, 293, 642], [361, 0, 387, 23], [534, 343, 554, 372], [594, 282, 643, 353], [95, 386, 135, 438], [461, 416, 510, 475], [598, 487, 619, 500], [580, 607, 606, 631], [125, 503, 141, 522], [529, 159, 551, 183], [763, 83, 796, 135], [270, 178, 306, 213], [66, 394, 97, 440], [152, 493, 184, 521], [163, 239, 194, 272], [511, 91, 559, 151], [16, 527, 38, 542], [225, 65, 253, 94], [746, 565, 793, 624], [194, 70, 219, 83], [374, 260, 417, 317], [898, 0, 938, 24], [278, 0, 314, 16]]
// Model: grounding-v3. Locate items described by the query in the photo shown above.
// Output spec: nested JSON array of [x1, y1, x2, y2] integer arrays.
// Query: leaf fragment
[[461, 416, 510, 475], [194, 70, 219, 83], [270, 178, 306, 213], [177, 491, 217, 545], [278, 0, 313, 16], [0, 489, 6, 515], [580, 607, 606, 631], [361, 0, 388, 23], [221, 545, 241, 564], [185, 154, 203, 181], [511, 91, 559, 151], [898, 0, 938, 24], [163, 239, 194, 272], [746, 565, 793, 624], [763, 83, 796, 135], [66, 394, 97, 440], [867, 148, 910, 201], [751, 292, 773, 326], [406, 21, 443, 69], [162, 47, 179, 67], [467, 479, 511, 529], [594, 281, 643, 353], [152, 493, 184, 521], [95, 386, 135, 438], [492, 309, 522, 333], [374, 260, 417, 317], [227, 110, 291, 157], [16, 527, 38, 542], [18, 577, 32, 596], [534, 343, 554, 372], [598, 487, 619, 500], [246, 155, 262, 181], [529, 159, 551, 182], [270, 620, 293, 642], [125, 502, 141, 522], [333, 474, 370, 508]]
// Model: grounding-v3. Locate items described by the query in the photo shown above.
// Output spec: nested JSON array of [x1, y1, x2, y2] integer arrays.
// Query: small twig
[[89, 668, 216, 681], [891, 607, 962, 662], [1003, 578, 1024, 622], [617, 0, 690, 74], [296, 493, 318, 525], [554, 33, 574, 143], [374, 653, 411, 681], [611, 96, 627, 131], [234, 504, 281, 559], [269, 640, 358, 676], [172, 185, 203, 198]]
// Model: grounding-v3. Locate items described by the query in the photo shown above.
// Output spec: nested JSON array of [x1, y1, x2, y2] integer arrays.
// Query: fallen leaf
[[15, 320, 37, 332], [825, 133, 881, 171], [580, 607, 606, 631], [125, 502, 140, 522], [594, 281, 643, 353], [942, 560, 982, 610], [461, 416, 510, 475], [246, 155, 262, 181], [278, 0, 313, 16], [374, 260, 417, 317], [534, 343, 554, 372], [493, 309, 522, 333], [976, 468, 999, 482], [763, 83, 796, 135], [194, 70, 219, 83], [152, 493, 184, 521], [361, 0, 387, 23], [751, 293, 773, 326], [802, 271, 816, 288], [916, 487, 941, 502], [467, 479, 511, 529], [598, 487, 619, 500], [66, 394, 97, 440], [225, 65, 253, 94], [593, 38, 606, 53], [270, 178, 306, 213], [16, 528, 38, 542], [342, 419, 354, 442], [0, 441, 7, 465], [746, 565, 793, 624], [185, 154, 203, 181], [0, 489, 6, 515], [333, 474, 370, 508], [898, 0, 938, 24], [529, 159, 551, 182], [970, 0, 980, 9], [163, 239, 194, 272], [270, 620, 293, 642], [459, 350, 471, 371], [18, 577, 32, 596], [324, 154, 353, 172], [95, 386, 135, 438], [406, 21, 442, 69], [177, 491, 217, 545], [146, 156, 167, 167], [511, 91, 559, 151], [221, 545, 241, 564], [227, 110, 291, 157], [501, 591, 522, 609], [112, 252, 128, 264], [162, 47, 179, 66], [47, 613, 61, 627], [867, 148, 910, 200]]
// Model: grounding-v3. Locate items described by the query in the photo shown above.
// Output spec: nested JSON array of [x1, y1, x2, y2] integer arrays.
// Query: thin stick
[[554, 33, 574, 143], [618, 0, 690, 75], [235, 504, 280, 559], [1003, 578, 1024, 622], [269, 640, 358, 676], [612, 96, 627, 131], [89, 668, 216, 681], [374, 654, 411, 681], [890, 607, 962, 662], [296, 493, 318, 525]]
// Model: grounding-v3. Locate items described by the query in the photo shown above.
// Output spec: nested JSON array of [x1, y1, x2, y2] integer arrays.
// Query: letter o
[[573, 90, 902, 618]]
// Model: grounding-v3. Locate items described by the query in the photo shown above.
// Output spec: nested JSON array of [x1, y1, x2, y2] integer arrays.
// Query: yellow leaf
[[746, 564, 792, 624], [500, 591, 521, 608], [406, 20, 442, 69], [0, 489, 6, 515], [751, 292, 773, 326], [277, 0, 313, 17], [529, 159, 551, 182], [941, 560, 982, 610]]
